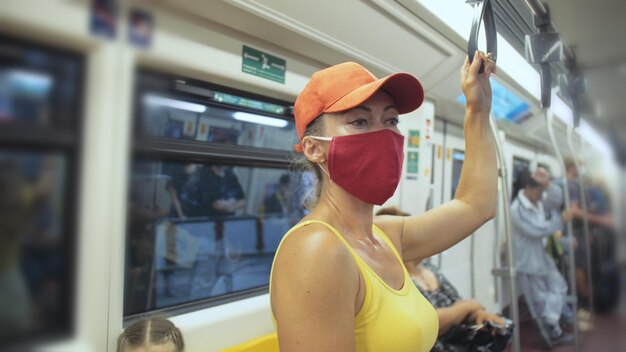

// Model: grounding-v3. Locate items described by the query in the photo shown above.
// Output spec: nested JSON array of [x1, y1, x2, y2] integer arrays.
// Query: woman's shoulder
[[273, 221, 358, 280], [271, 221, 361, 310]]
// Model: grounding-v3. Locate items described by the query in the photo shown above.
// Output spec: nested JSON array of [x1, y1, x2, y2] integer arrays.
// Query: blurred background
[[0, 0, 624, 351]]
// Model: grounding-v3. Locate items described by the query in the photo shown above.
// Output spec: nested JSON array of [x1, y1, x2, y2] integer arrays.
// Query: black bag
[[438, 320, 514, 352]]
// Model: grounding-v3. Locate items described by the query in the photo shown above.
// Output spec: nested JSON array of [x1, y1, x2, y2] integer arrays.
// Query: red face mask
[[312, 129, 405, 205]]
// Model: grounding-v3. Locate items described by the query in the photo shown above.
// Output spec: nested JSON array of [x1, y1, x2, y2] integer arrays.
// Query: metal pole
[[489, 116, 520, 352], [471, 231, 476, 298], [545, 110, 580, 351], [493, 188, 501, 303], [567, 126, 594, 320], [437, 121, 448, 270]]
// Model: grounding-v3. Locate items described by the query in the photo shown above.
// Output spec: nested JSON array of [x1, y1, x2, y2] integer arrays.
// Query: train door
[[436, 124, 474, 299]]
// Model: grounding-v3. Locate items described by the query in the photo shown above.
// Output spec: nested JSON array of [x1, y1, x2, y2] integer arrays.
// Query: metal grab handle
[[467, 0, 498, 73], [540, 63, 552, 108]]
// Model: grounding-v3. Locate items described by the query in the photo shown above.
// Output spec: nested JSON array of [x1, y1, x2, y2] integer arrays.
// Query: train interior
[[0, 0, 624, 351]]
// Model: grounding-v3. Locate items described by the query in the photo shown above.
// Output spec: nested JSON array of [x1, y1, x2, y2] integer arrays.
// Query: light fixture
[[8, 70, 53, 93], [144, 94, 207, 113], [233, 112, 288, 127]]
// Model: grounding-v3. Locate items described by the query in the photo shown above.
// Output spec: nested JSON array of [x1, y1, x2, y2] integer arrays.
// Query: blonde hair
[[292, 114, 326, 210], [117, 318, 184, 352]]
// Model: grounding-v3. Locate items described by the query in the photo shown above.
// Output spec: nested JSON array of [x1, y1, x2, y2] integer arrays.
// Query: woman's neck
[[311, 182, 375, 241]]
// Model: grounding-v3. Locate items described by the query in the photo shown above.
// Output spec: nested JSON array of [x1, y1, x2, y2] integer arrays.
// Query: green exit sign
[[242, 45, 286, 84]]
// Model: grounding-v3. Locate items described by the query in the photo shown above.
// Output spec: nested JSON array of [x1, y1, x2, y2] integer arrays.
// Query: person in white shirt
[[510, 167, 574, 346]]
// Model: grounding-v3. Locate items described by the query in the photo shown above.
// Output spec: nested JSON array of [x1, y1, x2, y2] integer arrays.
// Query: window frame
[[0, 34, 85, 347], [125, 69, 296, 321]]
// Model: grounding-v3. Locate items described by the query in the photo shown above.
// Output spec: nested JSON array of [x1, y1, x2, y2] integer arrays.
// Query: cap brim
[[324, 72, 424, 115]]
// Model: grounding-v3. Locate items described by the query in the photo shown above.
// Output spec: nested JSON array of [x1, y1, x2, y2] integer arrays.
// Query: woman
[[270, 52, 497, 352], [405, 259, 507, 352]]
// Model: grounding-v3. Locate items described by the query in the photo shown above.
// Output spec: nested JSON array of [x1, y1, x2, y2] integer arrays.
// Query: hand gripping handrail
[[467, 0, 497, 73]]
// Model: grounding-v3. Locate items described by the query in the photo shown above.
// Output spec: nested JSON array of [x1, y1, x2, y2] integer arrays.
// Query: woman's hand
[[461, 299, 484, 318], [461, 51, 496, 115], [472, 310, 506, 326]]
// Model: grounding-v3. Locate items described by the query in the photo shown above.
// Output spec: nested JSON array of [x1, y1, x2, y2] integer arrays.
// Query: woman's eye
[[386, 117, 400, 126], [350, 118, 368, 127]]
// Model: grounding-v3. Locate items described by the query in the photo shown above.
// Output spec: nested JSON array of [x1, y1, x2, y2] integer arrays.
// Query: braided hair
[[117, 318, 184, 352]]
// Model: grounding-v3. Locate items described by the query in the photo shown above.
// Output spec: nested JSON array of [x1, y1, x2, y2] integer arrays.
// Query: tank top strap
[[288, 220, 362, 260]]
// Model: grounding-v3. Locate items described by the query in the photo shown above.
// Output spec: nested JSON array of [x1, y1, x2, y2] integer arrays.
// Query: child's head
[[117, 318, 184, 352]]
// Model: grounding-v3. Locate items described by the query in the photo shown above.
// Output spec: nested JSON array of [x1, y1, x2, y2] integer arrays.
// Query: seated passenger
[[511, 168, 574, 346], [117, 317, 184, 352], [376, 207, 512, 352], [405, 259, 512, 352]]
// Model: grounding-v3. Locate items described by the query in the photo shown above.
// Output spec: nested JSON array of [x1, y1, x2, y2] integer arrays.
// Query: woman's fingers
[[469, 50, 482, 77]]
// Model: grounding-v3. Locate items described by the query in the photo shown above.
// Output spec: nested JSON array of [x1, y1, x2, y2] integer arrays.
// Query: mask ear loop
[[317, 161, 330, 178]]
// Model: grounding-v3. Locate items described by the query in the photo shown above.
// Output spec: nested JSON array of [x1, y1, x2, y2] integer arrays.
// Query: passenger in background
[[0, 158, 33, 339], [271, 52, 497, 352], [377, 207, 511, 352], [540, 168, 568, 270], [117, 317, 185, 352], [264, 174, 292, 216], [585, 175, 621, 313], [511, 168, 574, 346], [177, 163, 208, 217], [264, 173, 303, 226], [563, 159, 613, 317], [203, 165, 246, 217]]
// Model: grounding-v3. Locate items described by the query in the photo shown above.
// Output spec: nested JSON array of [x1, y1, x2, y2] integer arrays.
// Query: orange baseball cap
[[293, 62, 424, 152]]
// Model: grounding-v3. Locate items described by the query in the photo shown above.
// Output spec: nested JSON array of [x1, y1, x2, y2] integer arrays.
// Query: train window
[[126, 71, 304, 318], [136, 72, 297, 151], [0, 35, 83, 347], [124, 160, 312, 316], [450, 149, 465, 199], [457, 78, 531, 124], [0, 35, 83, 132]]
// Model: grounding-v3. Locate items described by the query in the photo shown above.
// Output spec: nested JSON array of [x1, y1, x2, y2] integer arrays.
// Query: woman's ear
[[301, 136, 327, 163]]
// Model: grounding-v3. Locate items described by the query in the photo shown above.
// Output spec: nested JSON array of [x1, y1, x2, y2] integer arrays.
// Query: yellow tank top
[[270, 220, 438, 352]]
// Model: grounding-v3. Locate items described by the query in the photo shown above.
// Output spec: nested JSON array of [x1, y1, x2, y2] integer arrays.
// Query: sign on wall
[[242, 45, 286, 84], [408, 130, 420, 148], [407, 151, 419, 174]]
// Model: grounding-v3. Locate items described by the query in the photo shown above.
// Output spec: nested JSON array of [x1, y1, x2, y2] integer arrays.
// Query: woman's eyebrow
[[345, 105, 397, 114]]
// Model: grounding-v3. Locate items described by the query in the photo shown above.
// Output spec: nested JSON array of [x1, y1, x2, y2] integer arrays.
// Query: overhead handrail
[[566, 126, 594, 321], [488, 118, 520, 352], [545, 110, 581, 351], [467, 0, 497, 73], [467, 2, 517, 350]]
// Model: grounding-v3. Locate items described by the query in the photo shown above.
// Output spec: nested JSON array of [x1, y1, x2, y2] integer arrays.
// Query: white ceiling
[[543, 0, 626, 163], [156, 0, 618, 156], [549, 0, 626, 129]]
